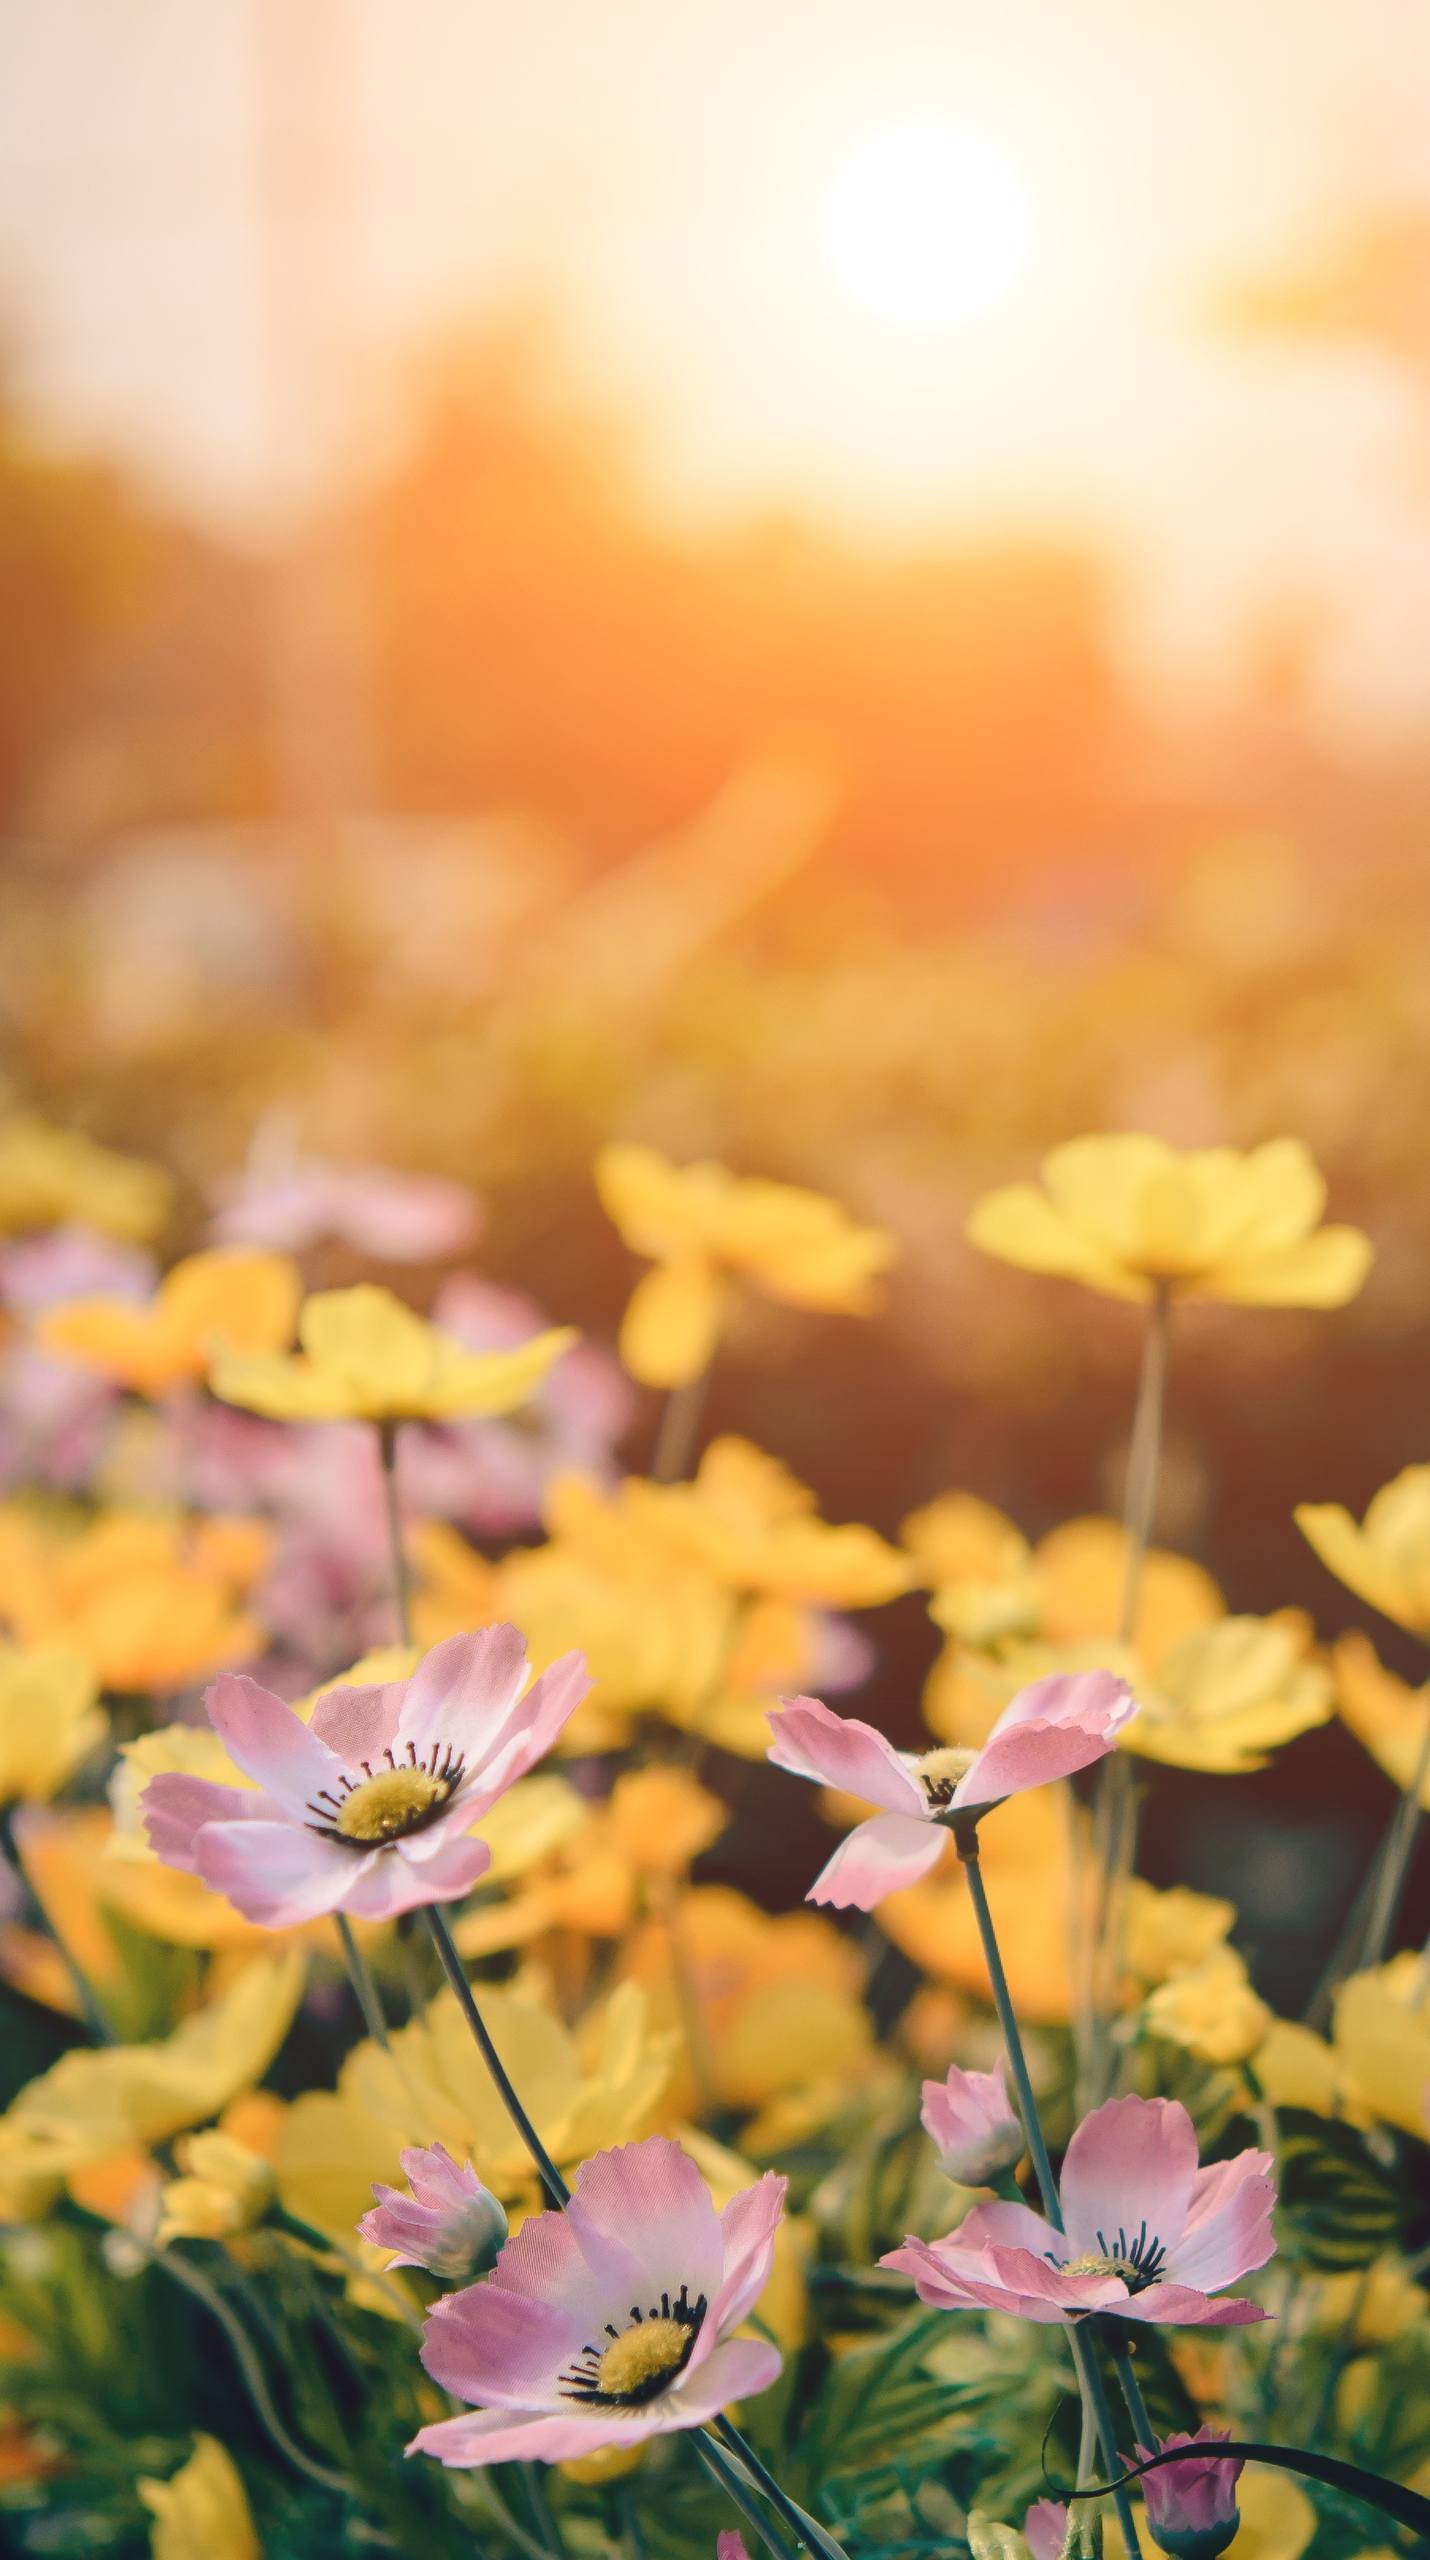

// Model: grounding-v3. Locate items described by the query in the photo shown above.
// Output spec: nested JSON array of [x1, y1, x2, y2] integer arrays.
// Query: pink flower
[[922, 2060, 1023, 2187], [766, 1670, 1137, 1910], [142, 1625, 589, 1926], [717, 2540, 752, 2560], [1138, 2429, 1244, 2560], [1024, 2500, 1069, 2560], [361, 2141, 508, 2280], [408, 2136, 785, 2467], [213, 1152, 479, 1260], [882, 2095, 1274, 2328]]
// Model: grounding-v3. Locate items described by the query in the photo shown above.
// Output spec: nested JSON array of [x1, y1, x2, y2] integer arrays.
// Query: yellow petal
[[1296, 1497, 1430, 1635], [1332, 1632, 1430, 1805], [594, 1142, 719, 1260], [138, 2435, 260, 2560], [1334, 1955, 1430, 2139], [299, 1284, 437, 1409], [209, 1349, 356, 1420], [1204, 1225, 1373, 1308], [423, 1325, 578, 1420], [160, 1249, 302, 1364], [619, 1257, 725, 1387], [964, 1180, 1146, 1298]]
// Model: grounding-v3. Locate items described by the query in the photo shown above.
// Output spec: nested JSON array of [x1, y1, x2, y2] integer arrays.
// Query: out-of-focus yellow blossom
[[278, 1979, 674, 2235], [1253, 2018, 1359, 2119], [1124, 1612, 1333, 1774], [1332, 1633, 1430, 1804], [595, 1140, 896, 1386], [138, 2435, 259, 2560], [458, 1766, 727, 1961], [1297, 1466, 1430, 1638], [0, 1644, 104, 1803], [0, 1809, 275, 2013], [0, 1952, 304, 2215], [157, 2125, 276, 2245], [557, 2443, 649, 2487], [0, 1113, 171, 1242], [1311, 2256, 1427, 2345], [1144, 1949, 1272, 2066], [901, 1494, 1039, 1644], [619, 1437, 910, 1606], [37, 1249, 301, 1397], [1333, 1956, 1430, 2139], [0, 1508, 267, 1696], [879, 1789, 1074, 2022], [618, 1884, 873, 2131], [1102, 2469, 1315, 2560], [1123, 1880, 1236, 1984], [212, 1280, 575, 1423], [966, 1133, 1371, 1308]]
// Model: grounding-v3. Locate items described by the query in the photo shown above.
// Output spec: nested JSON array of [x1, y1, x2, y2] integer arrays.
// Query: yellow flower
[[278, 1978, 675, 2234], [0, 1644, 104, 1804], [1253, 2019, 1357, 2119], [902, 1494, 1038, 1644], [595, 1141, 896, 1386], [158, 2127, 276, 2245], [457, 1767, 727, 1962], [1124, 1881, 1236, 1984], [0, 1507, 268, 1696], [0, 1952, 304, 2214], [878, 1788, 1074, 2022], [1333, 1955, 1430, 2139], [1297, 1468, 1430, 1637], [1311, 2256, 1427, 2345], [1125, 1612, 1333, 1774], [967, 1132, 1371, 1307], [1144, 1949, 1272, 2066], [622, 1436, 910, 1606], [138, 2436, 259, 2560], [0, 1112, 171, 1242], [212, 1282, 576, 1423], [37, 1249, 301, 1397], [1331, 1633, 1430, 1803]]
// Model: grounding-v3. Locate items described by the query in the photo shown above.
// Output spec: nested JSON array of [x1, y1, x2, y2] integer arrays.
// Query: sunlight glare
[[825, 121, 1032, 330]]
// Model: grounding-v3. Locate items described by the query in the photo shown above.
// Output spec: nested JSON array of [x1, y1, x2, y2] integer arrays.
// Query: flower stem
[[694, 2435, 801, 2560], [140, 2236, 347, 2493], [335, 1910, 391, 2051], [651, 1364, 711, 1484], [421, 1902, 569, 2206], [377, 1418, 412, 1644], [1102, 2324, 1156, 2448], [1117, 1285, 1172, 1646], [954, 1826, 1143, 2558], [1358, 1683, 1430, 1969], [712, 2417, 851, 2560]]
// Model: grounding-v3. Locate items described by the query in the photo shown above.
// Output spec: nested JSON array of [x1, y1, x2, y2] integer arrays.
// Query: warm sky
[[4, 0, 1430, 741]]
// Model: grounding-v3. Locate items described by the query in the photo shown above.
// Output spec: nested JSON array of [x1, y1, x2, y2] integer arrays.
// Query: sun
[[825, 121, 1032, 330]]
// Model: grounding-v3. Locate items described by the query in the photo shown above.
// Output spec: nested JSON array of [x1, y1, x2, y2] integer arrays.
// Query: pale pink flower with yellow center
[[142, 1626, 588, 1926], [409, 2137, 785, 2467], [361, 2141, 507, 2280], [766, 1670, 1137, 1910], [883, 2094, 1274, 2328], [1139, 2428, 1245, 2560], [922, 2059, 1024, 2187]]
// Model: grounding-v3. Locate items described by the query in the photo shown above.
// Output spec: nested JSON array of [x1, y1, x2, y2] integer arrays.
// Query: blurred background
[[2, 0, 1429, 1990]]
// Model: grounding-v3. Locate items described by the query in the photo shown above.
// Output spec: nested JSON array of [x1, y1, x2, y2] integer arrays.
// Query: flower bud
[[1138, 2429, 1245, 2560], [921, 2059, 1024, 2186], [359, 2141, 507, 2280]]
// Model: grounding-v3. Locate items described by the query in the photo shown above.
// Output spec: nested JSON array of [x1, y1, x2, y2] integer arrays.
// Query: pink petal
[[403, 2141, 479, 2213], [1115, 2284, 1268, 2327], [342, 1833, 492, 1918], [396, 1626, 532, 1763], [954, 2198, 1060, 2258], [193, 1817, 366, 1927], [1060, 2095, 1200, 2260], [808, 1813, 944, 1910], [766, 1696, 925, 1819], [879, 2236, 1078, 2325], [308, 1676, 409, 1763], [408, 2405, 663, 2466], [566, 2138, 725, 2324], [655, 2334, 781, 2426], [421, 2276, 588, 2410], [954, 1671, 1136, 1812], [454, 1649, 592, 1809], [706, 2173, 787, 2341], [142, 1772, 268, 1872], [206, 1671, 344, 1814], [1170, 2151, 1277, 2291]]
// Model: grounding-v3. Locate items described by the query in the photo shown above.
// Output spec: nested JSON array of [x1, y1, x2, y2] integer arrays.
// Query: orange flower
[[37, 1249, 301, 1396]]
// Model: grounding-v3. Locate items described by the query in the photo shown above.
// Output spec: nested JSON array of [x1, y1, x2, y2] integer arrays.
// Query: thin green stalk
[[1103, 2326, 1156, 2449], [694, 2434, 802, 2560], [377, 1417, 413, 1644], [1358, 1684, 1430, 1969], [712, 2417, 851, 2560], [335, 1909, 391, 2051], [1116, 1286, 1172, 1645], [140, 2236, 347, 2494], [422, 1901, 840, 2558], [651, 1363, 711, 1484], [955, 1827, 1143, 2559]]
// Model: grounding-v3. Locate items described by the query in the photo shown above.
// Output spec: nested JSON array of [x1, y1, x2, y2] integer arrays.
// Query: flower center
[[1056, 2222, 1168, 2294], [305, 1743, 466, 1847], [915, 1746, 978, 1811], [560, 2287, 707, 2407]]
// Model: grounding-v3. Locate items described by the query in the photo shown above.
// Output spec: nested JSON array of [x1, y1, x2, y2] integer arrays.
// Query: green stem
[[651, 1363, 711, 1484], [694, 2434, 801, 2560], [955, 1828, 1143, 2558], [1117, 1286, 1172, 1646], [1103, 2325, 1156, 2449], [335, 1910, 391, 2051], [140, 2237, 346, 2494], [1358, 1684, 1430, 1969], [377, 1417, 412, 1645], [712, 2417, 851, 2560]]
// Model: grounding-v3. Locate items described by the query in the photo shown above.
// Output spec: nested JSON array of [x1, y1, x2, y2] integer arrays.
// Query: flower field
[[0, 1069, 1424, 2560]]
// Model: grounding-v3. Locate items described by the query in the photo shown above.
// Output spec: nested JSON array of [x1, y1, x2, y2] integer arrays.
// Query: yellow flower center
[[1062, 2250, 1140, 2285], [915, 1746, 978, 1810], [334, 1767, 451, 1844], [560, 2285, 708, 2406]]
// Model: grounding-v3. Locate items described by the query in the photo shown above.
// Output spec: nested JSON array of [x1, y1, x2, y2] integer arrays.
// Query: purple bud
[[1138, 2430, 1245, 2560], [359, 2140, 507, 2281], [921, 2059, 1024, 2186]]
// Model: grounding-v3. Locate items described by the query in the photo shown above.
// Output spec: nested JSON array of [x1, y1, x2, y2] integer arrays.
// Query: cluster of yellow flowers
[[0, 1109, 1422, 2557]]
